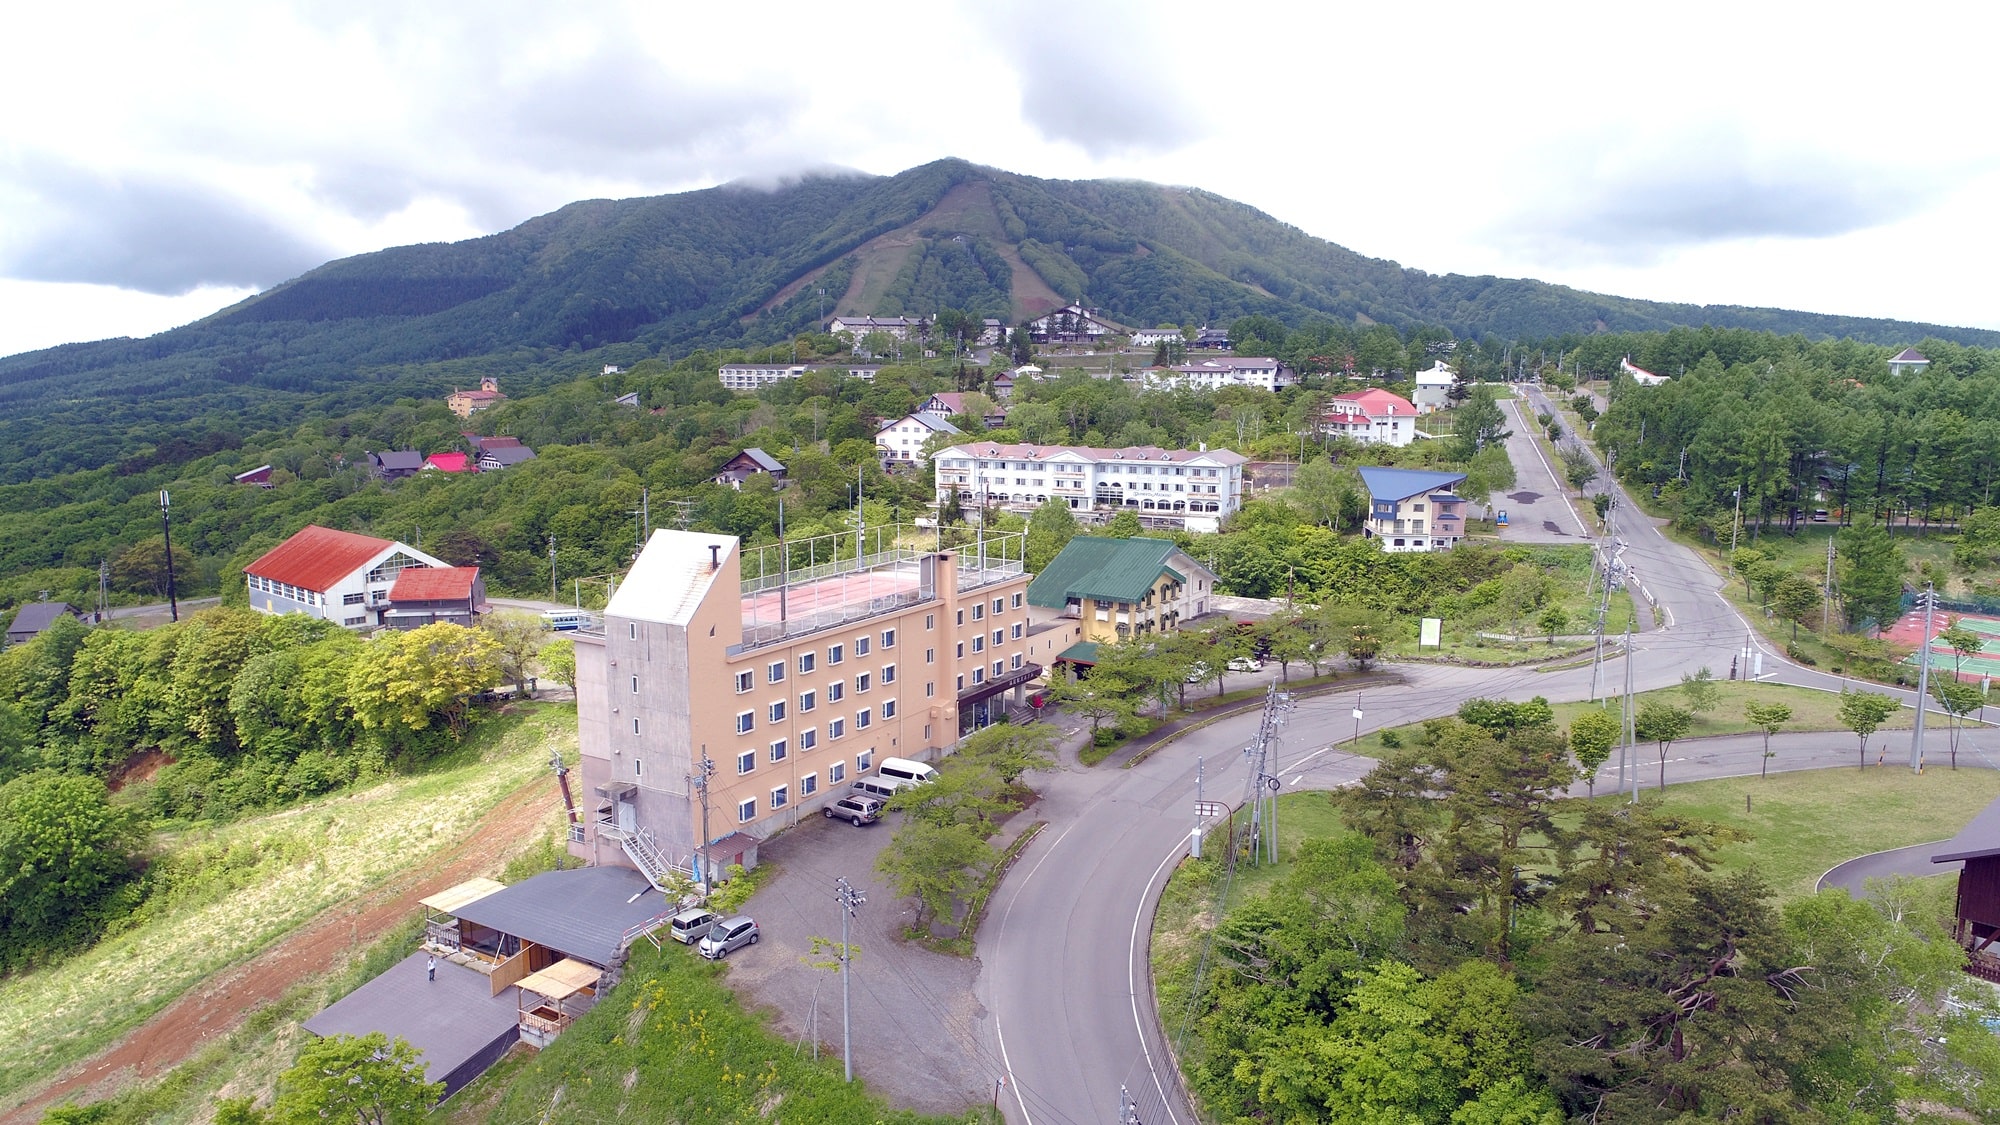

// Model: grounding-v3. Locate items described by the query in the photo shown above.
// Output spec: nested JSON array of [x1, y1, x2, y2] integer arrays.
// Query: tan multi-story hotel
[[569, 526, 1073, 885]]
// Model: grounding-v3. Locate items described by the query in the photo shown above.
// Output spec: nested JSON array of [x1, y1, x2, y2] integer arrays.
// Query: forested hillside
[[4, 159, 1994, 483]]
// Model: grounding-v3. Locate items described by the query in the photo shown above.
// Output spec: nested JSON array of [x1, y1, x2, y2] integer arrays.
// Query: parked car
[[1227, 656, 1264, 673], [823, 794, 884, 826], [697, 915, 759, 959], [1184, 661, 1211, 683], [668, 907, 720, 945]]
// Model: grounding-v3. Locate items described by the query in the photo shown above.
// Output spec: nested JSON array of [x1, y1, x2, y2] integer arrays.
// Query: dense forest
[[1174, 713, 2000, 1122]]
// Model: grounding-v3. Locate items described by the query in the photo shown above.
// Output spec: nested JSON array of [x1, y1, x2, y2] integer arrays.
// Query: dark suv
[[823, 793, 884, 826]]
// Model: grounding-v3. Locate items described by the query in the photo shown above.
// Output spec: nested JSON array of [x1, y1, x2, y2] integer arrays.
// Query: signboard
[[1351, 708, 1364, 721], [1419, 617, 1442, 647], [1194, 800, 1227, 819]]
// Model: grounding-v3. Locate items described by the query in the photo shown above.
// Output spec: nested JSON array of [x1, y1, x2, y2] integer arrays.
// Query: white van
[[877, 757, 938, 785], [850, 777, 903, 801]]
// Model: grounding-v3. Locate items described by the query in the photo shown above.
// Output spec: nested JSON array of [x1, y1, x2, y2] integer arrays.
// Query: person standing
[[427, 955, 436, 982]]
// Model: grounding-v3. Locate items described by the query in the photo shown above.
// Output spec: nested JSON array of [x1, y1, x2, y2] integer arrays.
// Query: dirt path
[[3, 779, 561, 1124]]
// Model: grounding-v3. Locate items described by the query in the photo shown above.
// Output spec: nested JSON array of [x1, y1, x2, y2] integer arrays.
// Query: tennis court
[[1884, 607, 2000, 681]]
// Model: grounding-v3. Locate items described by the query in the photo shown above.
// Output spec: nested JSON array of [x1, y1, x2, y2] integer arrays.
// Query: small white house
[[1412, 361, 1456, 412], [876, 412, 961, 466]]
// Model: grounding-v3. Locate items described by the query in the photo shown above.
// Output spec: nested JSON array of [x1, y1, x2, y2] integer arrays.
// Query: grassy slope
[[0, 704, 573, 1105], [450, 940, 989, 1125], [1628, 767, 2000, 900]]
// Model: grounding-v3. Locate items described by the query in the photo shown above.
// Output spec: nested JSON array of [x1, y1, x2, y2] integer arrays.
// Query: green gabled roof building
[[1027, 536, 1218, 645]]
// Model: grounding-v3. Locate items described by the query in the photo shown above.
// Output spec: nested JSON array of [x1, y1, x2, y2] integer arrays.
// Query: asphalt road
[[976, 384, 1980, 1125]]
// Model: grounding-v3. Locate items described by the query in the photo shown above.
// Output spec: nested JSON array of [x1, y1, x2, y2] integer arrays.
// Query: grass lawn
[[1613, 766, 2000, 900], [0, 703, 574, 1110], [451, 941, 989, 1125]]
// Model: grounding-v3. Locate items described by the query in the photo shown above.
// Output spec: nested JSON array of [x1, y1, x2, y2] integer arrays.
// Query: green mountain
[[1, 158, 1992, 464]]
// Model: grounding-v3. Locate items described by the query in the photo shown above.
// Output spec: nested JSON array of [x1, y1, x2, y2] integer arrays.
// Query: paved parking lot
[[717, 798, 1011, 1115]]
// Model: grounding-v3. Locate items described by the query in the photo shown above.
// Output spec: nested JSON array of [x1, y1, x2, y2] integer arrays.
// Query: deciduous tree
[[1838, 690, 1899, 768], [1743, 701, 1793, 778], [1634, 699, 1692, 790], [272, 1032, 443, 1125], [1567, 708, 1618, 797]]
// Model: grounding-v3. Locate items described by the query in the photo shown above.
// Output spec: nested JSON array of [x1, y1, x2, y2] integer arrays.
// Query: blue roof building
[[1357, 467, 1468, 553]]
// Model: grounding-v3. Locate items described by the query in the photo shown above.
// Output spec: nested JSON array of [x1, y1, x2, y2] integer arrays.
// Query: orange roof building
[[447, 378, 507, 418]]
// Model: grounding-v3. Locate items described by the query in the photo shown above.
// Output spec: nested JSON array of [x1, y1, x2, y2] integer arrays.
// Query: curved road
[[977, 385, 1962, 1125]]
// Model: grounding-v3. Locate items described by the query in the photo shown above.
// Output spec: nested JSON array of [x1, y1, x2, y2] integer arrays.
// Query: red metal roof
[[1328, 389, 1416, 418], [390, 566, 479, 602], [244, 525, 396, 591], [424, 452, 473, 472]]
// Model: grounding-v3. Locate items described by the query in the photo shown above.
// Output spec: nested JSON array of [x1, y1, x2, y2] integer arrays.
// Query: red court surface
[[1884, 607, 2000, 681]]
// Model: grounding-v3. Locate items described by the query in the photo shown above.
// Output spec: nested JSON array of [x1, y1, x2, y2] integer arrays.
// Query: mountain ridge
[[1, 158, 1993, 426]]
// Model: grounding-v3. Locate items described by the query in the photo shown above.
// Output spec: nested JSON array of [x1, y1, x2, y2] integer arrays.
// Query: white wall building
[[932, 442, 1247, 532], [243, 525, 449, 629], [1322, 389, 1420, 447], [876, 412, 962, 466], [1412, 361, 1456, 412], [1146, 357, 1296, 392], [718, 362, 883, 392]]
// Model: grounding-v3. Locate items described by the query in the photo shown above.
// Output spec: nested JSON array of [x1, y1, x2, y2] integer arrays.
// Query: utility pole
[[1241, 684, 1292, 865], [548, 534, 558, 600], [1191, 756, 1204, 859], [159, 490, 179, 622], [1824, 537, 1837, 633], [1120, 1085, 1143, 1125], [688, 751, 715, 891], [1729, 486, 1743, 559], [1911, 584, 1937, 772], [96, 559, 109, 624], [835, 877, 865, 1082], [1624, 622, 1637, 802]]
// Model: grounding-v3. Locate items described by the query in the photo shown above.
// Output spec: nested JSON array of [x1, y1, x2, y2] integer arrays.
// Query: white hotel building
[[718, 362, 884, 392], [932, 443, 1247, 533], [1144, 357, 1296, 392]]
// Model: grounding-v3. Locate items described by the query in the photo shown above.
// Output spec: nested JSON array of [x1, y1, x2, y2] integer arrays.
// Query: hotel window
[[926, 647, 935, 664], [770, 738, 788, 762], [633, 758, 642, 776], [736, 750, 755, 775], [956, 642, 965, 658], [735, 670, 753, 693], [769, 700, 786, 723], [737, 798, 756, 823], [800, 728, 817, 751], [857, 750, 873, 772], [1012, 654, 1024, 671], [855, 636, 871, 657], [736, 711, 755, 734], [856, 672, 871, 694], [972, 668, 985, 684], [828, 681, 844, 703], [768, 661, 786, 684], [801, 773, 817, 796], [771, 785, 788, 809], [829, 762, 846, 785], [926, 682, 935, 697], [631, 675, 640, 694], [972, 636, 985, 653], [800, 689, 816, 713], [829, 643, 844, 666], [343, 592, 365, 605], [972, 604, 984, 621], [882, 699, 897, 719], [992, 661, 1004, 677], [857, 708, 872, 730], [881, 628, 896, 649], [829, 717, 846, 739], [991, 629, 1003, 646], [882, 664, 896, 685], [1011, 623, 1023, 640], [992, 597, 1004, 614], [925, 614, 935, 629], [956, 610, 964, 625], [632, 718, 640, 735], [629, 623, 638, 639], [799, 651, 815, 674], [956, 675, 964, 691]]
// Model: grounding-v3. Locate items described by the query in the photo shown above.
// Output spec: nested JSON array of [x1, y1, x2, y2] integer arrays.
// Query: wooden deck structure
[[1932, 796, 2000, 982], [514, 958, 603, 1048], [420, 877, 506, 955]]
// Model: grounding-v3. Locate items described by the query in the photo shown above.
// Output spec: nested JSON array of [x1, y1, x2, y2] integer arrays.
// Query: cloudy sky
[[4, 1, 1997, 359]]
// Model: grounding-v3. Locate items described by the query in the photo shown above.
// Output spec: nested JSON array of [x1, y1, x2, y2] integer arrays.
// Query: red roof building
[[386, 566, 488, 629], [425, 452, 473, 473], [1322, 389, 1420, 447], [244, 525, 448, 629]]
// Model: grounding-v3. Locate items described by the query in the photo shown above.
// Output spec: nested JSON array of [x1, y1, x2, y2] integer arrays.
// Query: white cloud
[[3, 0, 2000, 360]]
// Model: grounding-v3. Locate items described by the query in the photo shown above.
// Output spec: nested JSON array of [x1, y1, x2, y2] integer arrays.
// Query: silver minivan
[[697, 915, 759, 959], [667, 907, 719, 945]]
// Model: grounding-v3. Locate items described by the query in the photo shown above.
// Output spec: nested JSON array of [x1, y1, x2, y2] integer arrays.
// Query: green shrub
[[1379, 728, 1402, 748], [1786, 644, 1818, 667]]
